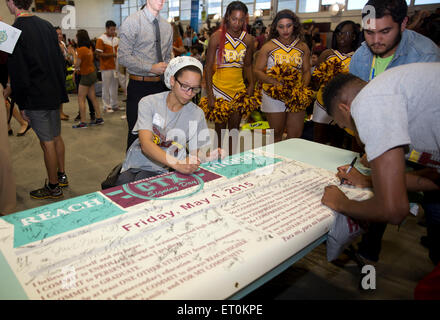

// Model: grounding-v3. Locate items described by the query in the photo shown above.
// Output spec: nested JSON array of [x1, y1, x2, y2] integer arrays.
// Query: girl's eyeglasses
[[176, 79, 201, 94]]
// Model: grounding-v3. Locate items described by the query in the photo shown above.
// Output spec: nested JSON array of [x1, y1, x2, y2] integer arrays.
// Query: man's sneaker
[[72, 122, 88, 129], [58, 172, 69, 187], [89, 118, 104, 126], [30, 181, 63, 199]]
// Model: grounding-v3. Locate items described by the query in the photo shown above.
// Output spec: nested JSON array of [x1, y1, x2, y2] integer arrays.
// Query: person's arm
[[74, 48, 82, 72], [95, 38, 116, 59], [204, 31, 220, 108], [138, 129, 200, 174], [322, 147, 410, 225], [406, 168, 440, 192], [332, 159, 440, 193], [7, 33, 30, 108], [316, 49, 334, 67], [243, 33, 255, 96], [96, 51, 116, 59], [300, 42, 311, 86], [164, 27, 173, 64], [254, 42, 282, 86]]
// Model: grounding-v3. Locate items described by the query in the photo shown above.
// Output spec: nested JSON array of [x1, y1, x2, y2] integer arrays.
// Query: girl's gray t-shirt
[[122, 91, 210, 173]]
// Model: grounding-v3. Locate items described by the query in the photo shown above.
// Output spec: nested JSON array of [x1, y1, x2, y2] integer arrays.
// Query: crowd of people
[[1, 0, 440, 296]]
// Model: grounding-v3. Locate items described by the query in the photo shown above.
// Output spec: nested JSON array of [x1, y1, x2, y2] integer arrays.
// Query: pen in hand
[[340, 157, 357, 185]]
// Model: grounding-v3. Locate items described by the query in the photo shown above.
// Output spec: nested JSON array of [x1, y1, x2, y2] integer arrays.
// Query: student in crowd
[[310, 46, 325, 72], [172, 23, 185, 57], [5, 0, 69, 199], [254, 26, 267, 51], [71, 40, 96, 122], [96, 20, 122, 113], [321, 63, 440, 266], [183, 30, 192, 49], [116, 56, 224, 186], [118, 0, 172, 150], [204, 1, 255, 154], [255, 9, 311, 142], [312, 20, 359, 147], [350, 0, 440, 81], [346, 0, 440, 265], [190, 45, 203, 62], [56, 26, 71, 121], [72, 30, 104, 129]]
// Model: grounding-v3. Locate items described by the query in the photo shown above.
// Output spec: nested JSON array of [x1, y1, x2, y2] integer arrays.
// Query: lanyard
[[369, 55, 377, 81], [16, 11, 32, 18]]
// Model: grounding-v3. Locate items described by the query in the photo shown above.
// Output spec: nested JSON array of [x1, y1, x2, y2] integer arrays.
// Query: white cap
[[164, 56, 204, 89]]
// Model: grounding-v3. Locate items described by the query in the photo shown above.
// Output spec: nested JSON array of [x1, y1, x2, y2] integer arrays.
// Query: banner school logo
[[102, 168, 222, 209]]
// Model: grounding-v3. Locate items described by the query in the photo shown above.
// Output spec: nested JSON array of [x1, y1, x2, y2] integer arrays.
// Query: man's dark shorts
[[25, 109, 61, 142]]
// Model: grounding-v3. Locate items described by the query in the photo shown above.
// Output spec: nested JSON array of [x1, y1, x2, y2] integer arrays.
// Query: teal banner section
[[1, 193, 125, 248], [200, 151, 282, 179]]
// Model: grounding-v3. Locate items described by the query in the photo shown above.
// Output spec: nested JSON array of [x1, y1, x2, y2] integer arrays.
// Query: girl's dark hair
[[174, 65, 202, 81], [224, 1, 248, 27], [362, 0, 408, 26], [269, 10, 302, 41], [331, 20, 360, 51], [76, 29, 91, 48]]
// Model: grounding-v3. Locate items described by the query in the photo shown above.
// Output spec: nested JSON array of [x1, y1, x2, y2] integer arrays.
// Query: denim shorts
[[79, 71, 98, 87], [25, 109, 61, 142]]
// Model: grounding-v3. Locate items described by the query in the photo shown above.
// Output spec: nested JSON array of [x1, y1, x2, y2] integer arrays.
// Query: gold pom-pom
[[311, 59, 346, 88], [199, 96, 233, 124], [265, 63, 315, 112], [230, 89, 262, 118]]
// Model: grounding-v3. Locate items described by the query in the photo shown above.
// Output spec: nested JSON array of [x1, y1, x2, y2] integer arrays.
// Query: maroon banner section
[[101, 168, 222, 208]]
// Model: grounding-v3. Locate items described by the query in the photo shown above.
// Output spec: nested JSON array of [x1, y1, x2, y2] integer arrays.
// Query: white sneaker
[[106, 107, 114, 113], [120, 115, 126, 120]]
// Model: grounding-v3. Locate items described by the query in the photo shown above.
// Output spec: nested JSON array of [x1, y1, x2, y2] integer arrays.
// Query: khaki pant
[[0, 86, 16, 215]]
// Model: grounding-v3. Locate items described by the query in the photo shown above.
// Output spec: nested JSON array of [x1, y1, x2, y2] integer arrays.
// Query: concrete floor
[[6, 92, 435, 300]]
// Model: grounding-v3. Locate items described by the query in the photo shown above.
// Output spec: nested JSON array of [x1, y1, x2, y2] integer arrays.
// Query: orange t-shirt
[[95, 34, 118, 70], [173, 37, 183, 57], [77, 46, 95, 75]]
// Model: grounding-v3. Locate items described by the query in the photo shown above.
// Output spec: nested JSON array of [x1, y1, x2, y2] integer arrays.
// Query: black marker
[[340, 157, 357, 185]]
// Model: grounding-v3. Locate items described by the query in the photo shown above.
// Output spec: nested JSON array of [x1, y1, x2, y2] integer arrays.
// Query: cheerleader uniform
[[312, 50, 352, 124], [261, 38, 305, 113], [212, 31, 247, 101]]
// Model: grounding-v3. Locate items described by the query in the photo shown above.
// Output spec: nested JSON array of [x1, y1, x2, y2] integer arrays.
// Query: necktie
[[153, 18, 163, 63]]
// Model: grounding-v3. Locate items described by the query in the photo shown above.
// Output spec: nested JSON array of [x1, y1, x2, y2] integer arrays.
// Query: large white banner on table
[[0, 150, 372, 299]]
